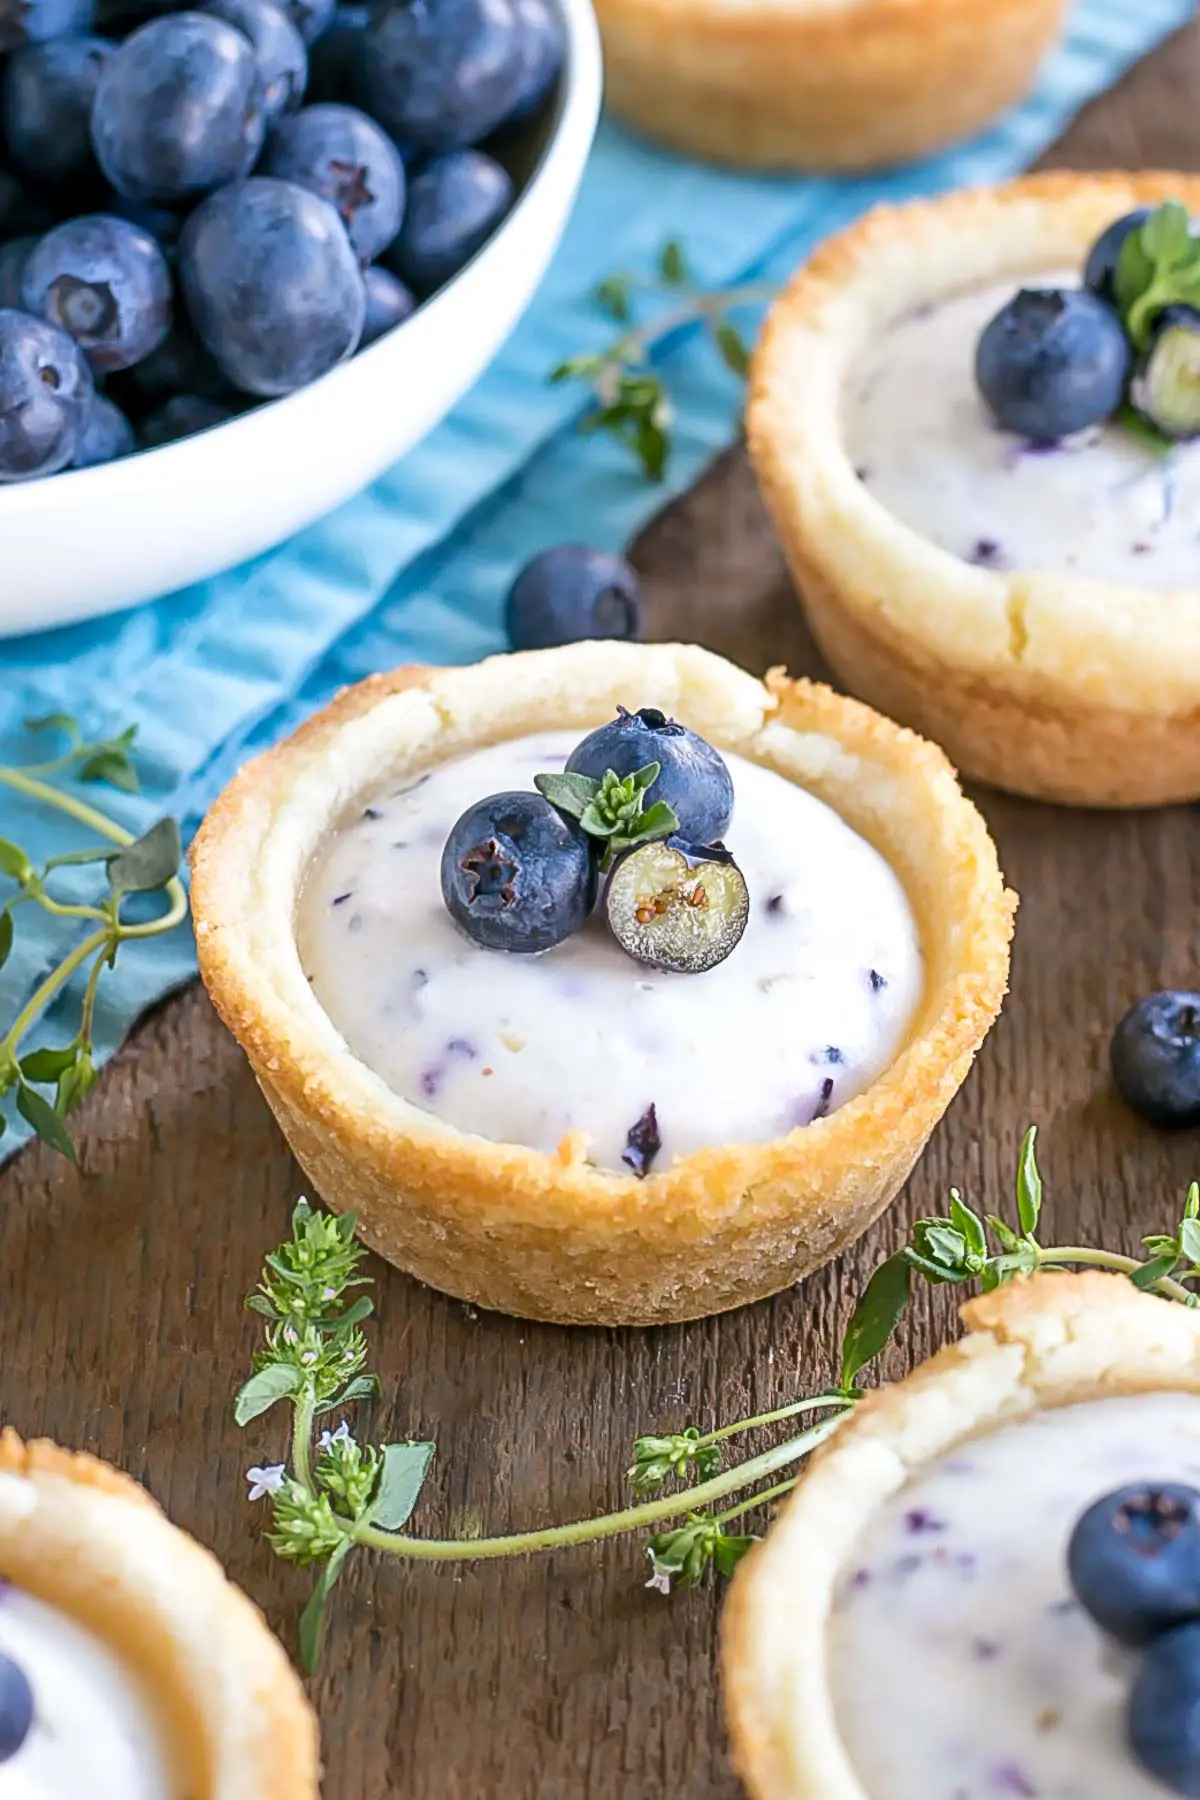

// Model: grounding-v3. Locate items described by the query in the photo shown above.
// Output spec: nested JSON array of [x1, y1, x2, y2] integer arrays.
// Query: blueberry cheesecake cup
[[749, 172, 1200, 808], [724, 1273, 1200, 1800], [0, 1429, 318, 1797], [191, 641, 1014, 1326]]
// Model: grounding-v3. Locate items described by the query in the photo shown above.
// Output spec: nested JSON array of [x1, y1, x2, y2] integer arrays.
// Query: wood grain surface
[[4, 23, 1200, 1797]]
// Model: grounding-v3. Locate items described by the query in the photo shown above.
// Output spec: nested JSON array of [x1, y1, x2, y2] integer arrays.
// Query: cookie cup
[[596, 0, 1069, 172], [191, 641, 1014, 1327], [0, 1429, 318, 1799], [749, 171, 1200, 807]]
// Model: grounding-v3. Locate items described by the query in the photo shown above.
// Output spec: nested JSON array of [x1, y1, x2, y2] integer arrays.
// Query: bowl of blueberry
[[0, 0, 601, 635]]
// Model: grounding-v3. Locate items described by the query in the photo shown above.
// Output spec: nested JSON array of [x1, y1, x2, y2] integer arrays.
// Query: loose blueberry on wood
[[73, 391, 134, 464], [604, 838, 748, 974], [0, 1650, 32, 1763], [1068, 1482, 1200, 1645], [202, 0, 306, 122], [179, 176, 365, 395], [21, 214, 172, 372], [91, 12, 267, 205], [1130, 1621, 1200, 1796], [359, 264, 414, 346], [384, 148, 512, 293], [1084, 207, 1151, 305], [440, 790, 597, 954], [362, 0, 525, 150], [974, 287, 1131, 442], [0, 306, 93, 480], [263, 102, 405, 263], [1, 35, 114, 185], [566, 708, 734, 845], [504, 544, 643, 651], [1111, 991, 1200, 1129], [1131, 305, 1200, 439]]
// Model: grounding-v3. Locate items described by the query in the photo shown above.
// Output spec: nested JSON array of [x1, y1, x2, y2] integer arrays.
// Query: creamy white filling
[[829, 1392, 1200, 1799], [295, 730, 923, 1173], [0, 1584, 170, 1798], [844, 273, 1200, 586]]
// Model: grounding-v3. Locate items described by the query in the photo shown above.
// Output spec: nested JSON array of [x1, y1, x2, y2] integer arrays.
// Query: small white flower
[[318, 1420, 352, 1454], [246, 1463, 287, 1502], [644, 1567, 672, 1596]]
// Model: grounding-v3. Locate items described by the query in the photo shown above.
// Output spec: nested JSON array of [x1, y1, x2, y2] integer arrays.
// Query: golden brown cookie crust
[[722, 1272, 1200, 1799], [0, 1428, 319, 1799], [596, 0, 1069, 171], [749, 170, 1200, 807], [191, 641, 1015, 1326]]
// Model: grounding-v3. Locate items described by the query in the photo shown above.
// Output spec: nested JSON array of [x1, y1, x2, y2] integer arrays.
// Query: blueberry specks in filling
[[869, 968, 888, 992], [815, 1045, 845, 1066], [905, 1507, 945, 1535], [420, 1065, 441, 1097], [623, 1103, 660, 1178], [811, 1076, 835, 1122], [765, 892, 786, 918], [991, 1761, 1036, 1796], [332, 890, 353, 906], [970, 537, 1005, 568], [363, 806, 382, 821]]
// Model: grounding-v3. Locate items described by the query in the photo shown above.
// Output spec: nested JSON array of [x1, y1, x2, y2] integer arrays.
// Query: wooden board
[[4, 24, 1200, 1795]]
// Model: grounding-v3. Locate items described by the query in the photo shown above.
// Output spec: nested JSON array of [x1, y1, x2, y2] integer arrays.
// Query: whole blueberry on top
[[503, 0, 563, 123], [139, 391, 234, 445], [0, 305, 93, 480], [1, 36, 114, 186], [1084, 207, 1151, 305], [0, 0, 95, 52], [359, 262, 413, 346], [263, 104, 405, 264], [179, 176, 365, 395], [306, 2, 369, 105], [202, 0, 306, 122], [1131, 305, 1200, 442], [0, 238, 35, 309], [1069, 1482, 1200, 1646], [0, 1650, 33, 1763], [279, 0, 333, 43], [361, 0, 524, 150], [1111, 991, 1200, 1129], [1130, 1621, 1200, 1796], [22, 214, 172, 372], [72, 391, 135, 466], [505, 544, 643, 651], [91, 12, 267, 205], [440, 789, 596, 954], [974, 287, 1131, 442], [384, 148, 512, 294], [566, 708, 734, 846]]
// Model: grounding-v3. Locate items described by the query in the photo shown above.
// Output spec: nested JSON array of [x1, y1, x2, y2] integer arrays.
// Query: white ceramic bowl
[[0, 0, 602, 640]]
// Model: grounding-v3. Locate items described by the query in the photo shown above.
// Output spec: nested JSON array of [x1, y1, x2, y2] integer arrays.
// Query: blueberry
[[0, 305, 93, 479], [503, 0, 563, 123], [359, 262, 413, 346], [1131, 305, 1200, 441], [263, 104, 404, 263], [139, 391, 233, 444], [72, 391, 134, 464], [279, 0, 333, 44], [0, 1651, 33, 1763], [383, 148, 511, 293], [361, 0, 524, 150], [2, 37, 114, 186], [974, 287, 1131, 442], [305, 2, 367, 105], [604, 838, 749, 974], [1111, 991, 1200, 1128], [179, 177, 364, 395], [440, 789, 596, 954], [0, 237, 35, 307], [203, 0, 306, 122], [1130, 1621, 1200, 1795], [129, 322, 233, 401], [566, 707, 734, 845], [0, 0, 95, 52], [1069, 1483, 1200, 1645], [1084, 208, 1151, 305], [106, 190, 185, 258], [22, 215, 172, 373], [91, 13, 267, 205], [505, 544, 643, 651]]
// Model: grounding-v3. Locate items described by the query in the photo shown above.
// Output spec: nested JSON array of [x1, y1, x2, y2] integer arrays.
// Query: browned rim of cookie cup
[[748, 170, 1200, 808], [595, 0, 1070, 172], [190, 642, 1015, 1327]]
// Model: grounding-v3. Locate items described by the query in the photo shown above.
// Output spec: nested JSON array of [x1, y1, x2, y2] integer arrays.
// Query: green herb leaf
[[659, 239, 689, 285], [839, 1253, 911, 1391], [0, 910, 11, 972], [1131, 1252, 1181, 1290], [314, 1374, 380, 1418], [0, 838, 33, 884], [1180, 1218, 1200, 1266], [297, 1539, 352, 1674], [55, 1051, 97, 1119], [234, 1362, 302, 1426], [368, 1441, 436, 1531], [1016, 1126, 1043, 1237], [20, 1043, 79, 1084], [712, 1533, 757, 1577], [948, 1190, 988, 1263], [715, 321, 751, 377], [1143, 199, 1191, 264], [16, 1082, 77, 1163], [107, 817, 182, 901], [594, 274, 633, 324], [549, 352, 603, 384], [634, 417, 669, 482], [23, 712, 81, 743], [533, 770, 600, 819], [986, 1215, 1021, 1253], [329, 1295, 374, 1337], [1187, 1182, 1200, 1224], [621, 800, 677, 843]]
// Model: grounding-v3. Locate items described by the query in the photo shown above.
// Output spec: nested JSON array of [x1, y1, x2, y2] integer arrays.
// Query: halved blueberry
[[604, 838, 748, 974], [1131, 305, 1200, 440], [1111, 991, 1200, 1128], [566, 707, 734, 845], [505, 544, 642, 651], [1069, 1482, 1200, 1645], [1083, 208, 1151, 306], [974, 287, 1131, 442], [440, 789, 596, 954]]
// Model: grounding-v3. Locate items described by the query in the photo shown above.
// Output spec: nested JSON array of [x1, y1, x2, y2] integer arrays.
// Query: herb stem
[[1034, 1245, 1195, 1304], [700, 1391, 851, 1448], [293, 1389, 316, 1493], [352, 1409, 847, 1563], [714, 1477, 797, 1528], [601, 282, 776, 371], [0, 766, 133, 844], [0, 927, 109, 1059]]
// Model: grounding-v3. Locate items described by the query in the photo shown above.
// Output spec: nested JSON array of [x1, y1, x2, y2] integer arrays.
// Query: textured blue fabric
[[0, 0, 1192, 1161]]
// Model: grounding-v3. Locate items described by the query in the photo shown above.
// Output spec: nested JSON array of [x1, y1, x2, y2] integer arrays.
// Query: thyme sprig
[[550, 239, 776, 481], [237, 1127, 1200, 1673], [0, 714, 187, 1161]]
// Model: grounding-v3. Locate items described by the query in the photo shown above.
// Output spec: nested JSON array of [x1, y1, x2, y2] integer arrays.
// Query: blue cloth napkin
[[0, 0, 1192, 1162]]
